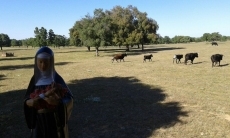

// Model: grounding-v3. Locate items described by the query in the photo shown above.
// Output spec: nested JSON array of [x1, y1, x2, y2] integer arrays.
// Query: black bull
[[184, 53, 198, 65], [212, 42, 218, 46], [211, 54, 223, 67], [143, 54, 153, 62], [173, 54, 183, 64]]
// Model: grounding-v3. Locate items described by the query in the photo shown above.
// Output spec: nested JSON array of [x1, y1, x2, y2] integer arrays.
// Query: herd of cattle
[[112, 52, 224, 67], [172, 53, 223, 67]]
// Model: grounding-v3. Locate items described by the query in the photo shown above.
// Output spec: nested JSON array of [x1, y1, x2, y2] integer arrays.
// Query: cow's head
[[194, 53, 198, 57], [219, 54, 223, 60], [123, 53, 127, 57], [177, 54, 183, 58]]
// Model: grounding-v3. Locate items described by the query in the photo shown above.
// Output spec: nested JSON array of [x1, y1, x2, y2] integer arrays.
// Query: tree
[[0, 33, 11, 50], [210, 32, 221, 41], [18, 40, 22, 46], [71, 9, 113, 56], [34, 27, 48, 47], [194, 37, 202, 42], [221, 36, 227, 41], [164, 36, 171, 44], [22, 37, 37, 48], [47, 29, 55, 46], [93, 8, 113, 55], [54, 35, 66, 48], [11, 39, 19, 46], [69, 28, 81, 46], [179, 36, 191, 43], [22, 38, 30, 48], [111, 5, 159, 50], [69, 5, 159, 54], [156, 34, 164, 44], [133, 7, 159, 49], [65, 38, 70, 46], [78, 14, 96, 51], [202, 33, 211, 41]]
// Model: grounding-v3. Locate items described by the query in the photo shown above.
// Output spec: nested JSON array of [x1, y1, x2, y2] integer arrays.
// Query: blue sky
[[1, 0, 230, 40]]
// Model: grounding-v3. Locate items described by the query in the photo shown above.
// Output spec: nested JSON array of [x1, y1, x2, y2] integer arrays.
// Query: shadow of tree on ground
[[0, 89, 28, 137], [0, 75, 7, 87], [0, 74, 6, 81], [102, 46, 185, 57], [0, 76, 188, 137], [68, 76, 188, 138], [0, 62, 72, 70], [0, 57, 34, 61]]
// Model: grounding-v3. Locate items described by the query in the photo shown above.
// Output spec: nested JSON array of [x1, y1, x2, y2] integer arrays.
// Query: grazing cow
[[143, 54, 153, 62], [184, 53, 198, 65], [112, 53, 127, 63], [211, 54, 223, 67], [1, 52, 14, 57], [212, 42, 218, 46], [173, 54, 183, 64]]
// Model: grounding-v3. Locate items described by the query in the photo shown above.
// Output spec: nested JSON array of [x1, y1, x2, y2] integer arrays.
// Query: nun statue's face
[[37, 58, 51, 72]]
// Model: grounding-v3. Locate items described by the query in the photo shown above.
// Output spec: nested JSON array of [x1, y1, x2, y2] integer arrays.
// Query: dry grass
[[0, 41, 230, 138]]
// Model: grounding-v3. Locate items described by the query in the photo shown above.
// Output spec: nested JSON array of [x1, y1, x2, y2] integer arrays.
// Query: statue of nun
[[24, 46, 73, 138]]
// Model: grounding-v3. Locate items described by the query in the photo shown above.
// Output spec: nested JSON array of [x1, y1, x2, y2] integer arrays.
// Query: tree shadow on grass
[[102, 47, 185, 57], [0, 57, 34, 61], [0, 75, 7, 87], [0, 62, 72, 70], [68, 76, 188, 138], [0, 89, 29, 137], [0, 76, 188, 137], [55, 50, 86, 53], [0, 74, 6, 80]]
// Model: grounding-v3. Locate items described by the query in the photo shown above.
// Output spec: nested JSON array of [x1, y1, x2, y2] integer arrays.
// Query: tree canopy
[[69, 5, 159, 51], [0, 33, 11, 50]]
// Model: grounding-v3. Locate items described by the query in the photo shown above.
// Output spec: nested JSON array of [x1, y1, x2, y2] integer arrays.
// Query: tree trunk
[[0, 46, 2, 50], [87, 46, 90, 51], [141, 43, 144, 51], [137, 44, 140, 49], [95, 47, 99, 56], [125, 46, 129, 51]]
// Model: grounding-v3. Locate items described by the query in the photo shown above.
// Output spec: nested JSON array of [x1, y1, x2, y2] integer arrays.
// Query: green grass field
[[0, 41, 230, 137]]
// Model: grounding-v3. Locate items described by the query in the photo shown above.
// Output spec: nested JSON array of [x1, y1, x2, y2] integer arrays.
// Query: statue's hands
[[44, 96, 60, 105], [44, 87, 57, 97], [26, 98, 40, 107], [41, 82, 64, 105], [45, 82, 62, 98]]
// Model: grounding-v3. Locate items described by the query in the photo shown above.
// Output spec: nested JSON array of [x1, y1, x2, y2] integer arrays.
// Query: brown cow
[[112, 53, 127, 63]]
